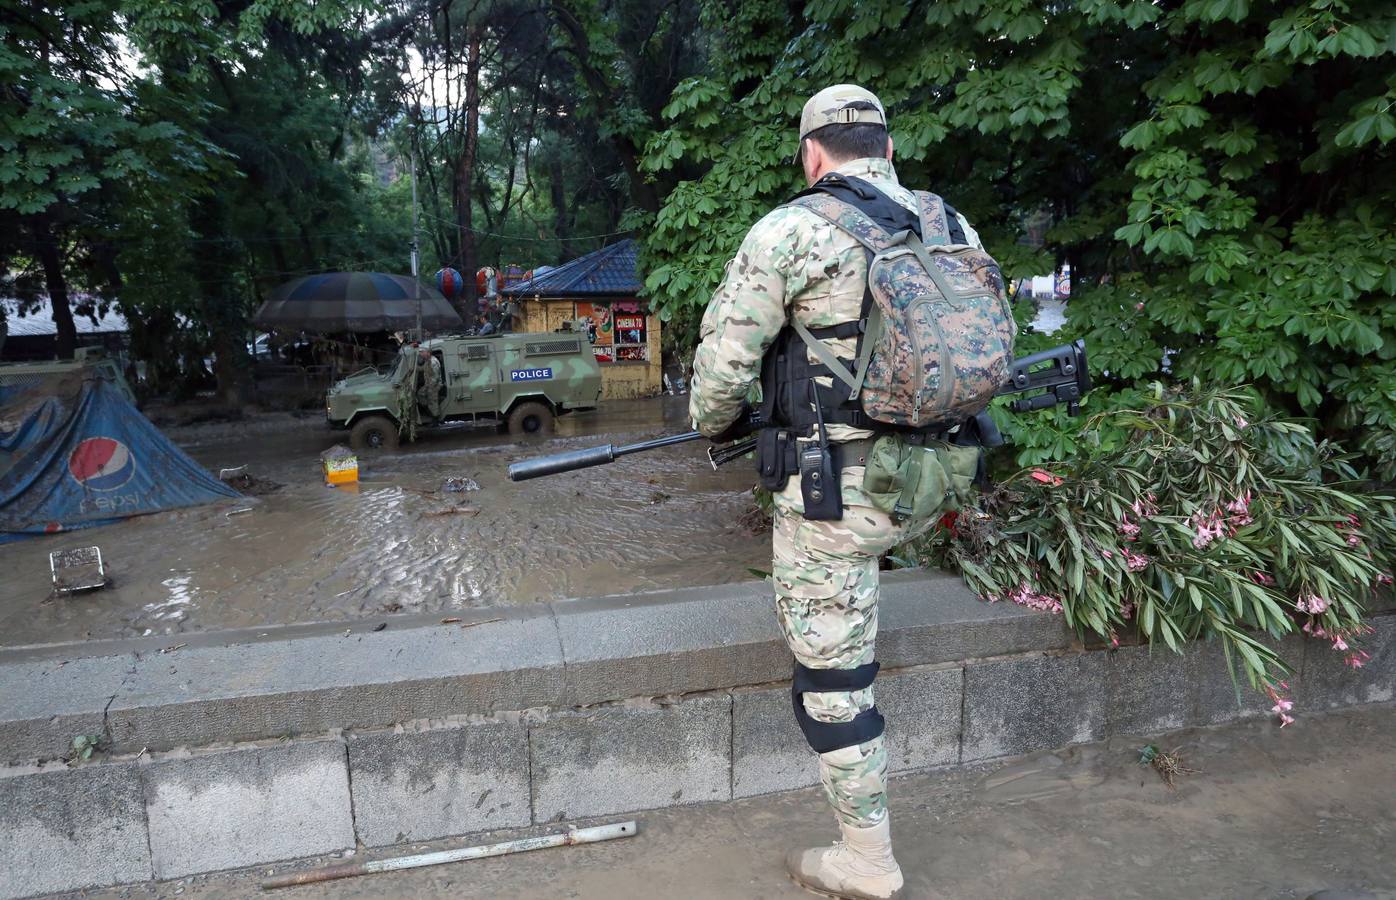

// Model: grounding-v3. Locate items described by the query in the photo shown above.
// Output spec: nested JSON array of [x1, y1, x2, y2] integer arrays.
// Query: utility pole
[[410, 130, 422, 342]]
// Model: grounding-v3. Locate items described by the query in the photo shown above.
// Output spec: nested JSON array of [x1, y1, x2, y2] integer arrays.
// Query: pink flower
[[1101, 549, 1114, 559], [1302, 620, 1328, 638], [1378, 572, 1394, 586], [1235, 416, 1248, 429], [1332, 635, 1349, 651], [1265, 683, 1295, 727], [1344, 651, 1370, 669], [1119, 513, 1141, 540], [1225, 492, 1253, 527], [1131, 495, 1159, 519], [1295, 593, 1329, 615], [1250, 571, 1276, 586], [1006, 583, 1064, 614], [1122, 549, 1150, 572], [1190, 510, 1225, 549]]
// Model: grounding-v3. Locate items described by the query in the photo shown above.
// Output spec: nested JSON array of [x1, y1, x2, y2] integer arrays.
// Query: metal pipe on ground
[[260, 821, 638, 889]]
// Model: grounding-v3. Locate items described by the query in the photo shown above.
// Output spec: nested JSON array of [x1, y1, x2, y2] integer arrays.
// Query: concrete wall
[[1, 572, 1391, 898]]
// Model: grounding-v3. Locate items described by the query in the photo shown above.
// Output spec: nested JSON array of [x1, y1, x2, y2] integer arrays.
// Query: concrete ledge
[[0, 571, 1067, 765], [0, 763, 151, 898], [144, 741, 354, 880], [963, 652, 1108, 762], [529, 694, 732, 821], [348, 722, 530, 847]]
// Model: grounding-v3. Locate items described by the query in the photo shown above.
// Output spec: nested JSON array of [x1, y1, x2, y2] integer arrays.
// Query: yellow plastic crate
[[322, 454, 359, 486]]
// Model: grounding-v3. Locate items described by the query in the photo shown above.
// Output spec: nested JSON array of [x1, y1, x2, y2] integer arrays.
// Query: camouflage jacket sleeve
[[689, 207, 816, 436], [956, 213, 984, 250]]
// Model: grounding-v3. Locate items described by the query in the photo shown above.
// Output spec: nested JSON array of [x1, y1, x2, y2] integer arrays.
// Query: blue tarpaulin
[[0, 376, 240, 542]]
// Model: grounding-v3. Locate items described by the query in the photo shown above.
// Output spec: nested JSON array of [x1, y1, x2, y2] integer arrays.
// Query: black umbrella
[[254, 272, 464, 332]]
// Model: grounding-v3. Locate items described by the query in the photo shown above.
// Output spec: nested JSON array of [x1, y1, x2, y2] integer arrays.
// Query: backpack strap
[[783, 194, 895, 254], [916, 192, 954, 247], [791, 317, 862, 396]]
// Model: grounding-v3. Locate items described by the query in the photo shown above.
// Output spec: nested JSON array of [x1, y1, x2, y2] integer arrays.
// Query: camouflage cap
[[794, 84, 887, 163]]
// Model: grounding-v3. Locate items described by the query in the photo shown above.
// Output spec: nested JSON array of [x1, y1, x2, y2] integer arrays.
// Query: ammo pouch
[[756, 427, 798, 492], [862, 434, 980, 521]]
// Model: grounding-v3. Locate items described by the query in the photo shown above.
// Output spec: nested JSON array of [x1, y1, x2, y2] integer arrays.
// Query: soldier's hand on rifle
[[708, 403, 757, 444]]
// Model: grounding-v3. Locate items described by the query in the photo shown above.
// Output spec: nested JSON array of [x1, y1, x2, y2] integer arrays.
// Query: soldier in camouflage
[[689, 85, 982, 900], [415, 347, 443, 421]]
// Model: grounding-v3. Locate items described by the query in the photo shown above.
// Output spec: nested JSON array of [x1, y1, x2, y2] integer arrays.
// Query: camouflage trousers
[[772, 455, 936, 828]]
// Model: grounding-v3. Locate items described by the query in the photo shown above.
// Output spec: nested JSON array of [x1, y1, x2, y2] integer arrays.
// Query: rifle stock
[[506, 340, 1091, 482]]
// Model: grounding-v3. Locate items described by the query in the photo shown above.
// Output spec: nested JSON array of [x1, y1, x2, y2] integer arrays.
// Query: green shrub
[[903, 384, 1395, 715]]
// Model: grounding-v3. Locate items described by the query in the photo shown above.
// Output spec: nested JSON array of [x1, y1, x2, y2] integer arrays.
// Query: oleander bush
[[902, 384, 1395, 714]]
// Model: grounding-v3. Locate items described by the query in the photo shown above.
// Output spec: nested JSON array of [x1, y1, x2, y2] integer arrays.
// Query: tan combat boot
[[785, 817, 905, 899]]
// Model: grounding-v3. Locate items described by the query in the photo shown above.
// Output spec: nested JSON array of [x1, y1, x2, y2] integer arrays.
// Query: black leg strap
[[791, 661, 886, 753]]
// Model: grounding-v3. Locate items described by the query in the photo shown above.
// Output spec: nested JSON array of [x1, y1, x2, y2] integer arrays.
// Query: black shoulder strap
[[791, 173, 968, 244]]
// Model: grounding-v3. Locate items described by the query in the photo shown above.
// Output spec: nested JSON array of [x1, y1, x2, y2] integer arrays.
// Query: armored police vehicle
[[325, 332, 602, 451]]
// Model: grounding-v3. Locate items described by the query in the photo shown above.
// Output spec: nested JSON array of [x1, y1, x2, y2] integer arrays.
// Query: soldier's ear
[[801, 139, 821, 186], [885, 135, 894, 161]]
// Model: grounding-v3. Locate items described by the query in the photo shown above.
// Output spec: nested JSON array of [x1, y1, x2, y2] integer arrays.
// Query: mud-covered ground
[[0, 396, 769, 647]]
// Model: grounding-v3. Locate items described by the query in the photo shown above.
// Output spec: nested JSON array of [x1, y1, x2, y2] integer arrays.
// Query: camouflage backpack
[[786, 191, 1016, 429]]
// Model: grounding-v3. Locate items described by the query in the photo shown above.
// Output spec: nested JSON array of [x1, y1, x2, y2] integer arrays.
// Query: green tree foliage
[[0, 2, 211, 358], [640, 0, 1396, 476]]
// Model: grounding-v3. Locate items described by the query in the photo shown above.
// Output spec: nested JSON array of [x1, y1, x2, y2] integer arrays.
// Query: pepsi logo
[[68, 437, 136, 491]]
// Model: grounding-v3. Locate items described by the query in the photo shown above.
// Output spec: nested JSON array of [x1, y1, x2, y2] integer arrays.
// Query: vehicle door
[[447, 342, 498, 413]]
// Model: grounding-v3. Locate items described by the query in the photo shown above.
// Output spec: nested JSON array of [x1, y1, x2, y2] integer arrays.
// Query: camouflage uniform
[[690, 157, 981, 828], [416, 353, 443, 420]]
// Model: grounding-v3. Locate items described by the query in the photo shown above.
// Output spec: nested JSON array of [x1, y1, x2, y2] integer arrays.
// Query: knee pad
[[791, 660, 885, 753]]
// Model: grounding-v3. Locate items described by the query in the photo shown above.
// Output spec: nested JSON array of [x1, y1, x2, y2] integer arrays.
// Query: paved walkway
[[66, 705, 1395, 900]]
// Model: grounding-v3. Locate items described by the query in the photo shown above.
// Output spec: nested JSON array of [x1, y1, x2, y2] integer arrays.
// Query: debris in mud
[[443, 476, 480, 492], [1139, 744, 1197, 789], [423, 506, 480, 518], [737, 503, 773, 534], [647, 491, 671, 505], [219, 468, 283, 496], [372, 622, 387, 632], [379, 602, 403, 613], [320, 444, 356, 461], [441, 616, 462, 624], [49, 546, 108, 593]]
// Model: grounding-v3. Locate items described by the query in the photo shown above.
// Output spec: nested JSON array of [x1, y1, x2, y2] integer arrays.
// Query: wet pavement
[[52, 704, 1396, 899], [0, 396, 769, 647]]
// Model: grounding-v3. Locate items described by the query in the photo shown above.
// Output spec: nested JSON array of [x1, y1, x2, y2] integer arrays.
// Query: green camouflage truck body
[[324, 332, 602, 441]]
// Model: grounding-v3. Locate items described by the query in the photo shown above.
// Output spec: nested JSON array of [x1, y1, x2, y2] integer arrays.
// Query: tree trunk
[[549, 153, 575, 260], [186, 194, 249, 406], [33, 218, 77, 360], [455, 29, 482, 320]]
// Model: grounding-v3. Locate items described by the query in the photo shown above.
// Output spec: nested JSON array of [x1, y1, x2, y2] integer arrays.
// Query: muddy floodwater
[[0, 396, 770, 647]]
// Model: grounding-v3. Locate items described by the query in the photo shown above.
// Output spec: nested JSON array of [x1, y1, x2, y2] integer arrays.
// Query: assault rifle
[[507, 339, 1090, 482]]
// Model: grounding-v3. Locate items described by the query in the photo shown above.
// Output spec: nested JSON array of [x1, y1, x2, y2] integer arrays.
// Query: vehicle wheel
[[507, 401, 554, 437], [349, 415, 400, 452]]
